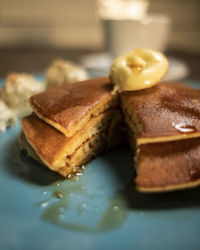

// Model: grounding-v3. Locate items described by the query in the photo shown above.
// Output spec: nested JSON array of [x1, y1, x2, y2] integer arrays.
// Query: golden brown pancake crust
[[136, 137, 200, 192], [30, 77, 116, 136], [121, 82, 200, 144]]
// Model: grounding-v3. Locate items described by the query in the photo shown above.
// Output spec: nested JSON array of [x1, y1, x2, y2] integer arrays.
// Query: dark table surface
[[0, 48, 200, 81]]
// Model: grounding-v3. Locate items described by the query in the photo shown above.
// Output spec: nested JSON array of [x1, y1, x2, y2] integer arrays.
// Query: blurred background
[[0, 0, 200, 80]]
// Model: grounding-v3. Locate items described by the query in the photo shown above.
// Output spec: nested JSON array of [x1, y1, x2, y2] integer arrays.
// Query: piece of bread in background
[[0, 100, 17, 132], [0, 73, 45, 117], [46, 59, 89, 89]]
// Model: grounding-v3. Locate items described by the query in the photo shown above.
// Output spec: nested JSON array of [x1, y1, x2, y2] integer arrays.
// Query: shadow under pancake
[[4, 135, 62, 186], [122, 184, 200, 210], [102, 145, 200, 210], [4, 136, 200, 209]]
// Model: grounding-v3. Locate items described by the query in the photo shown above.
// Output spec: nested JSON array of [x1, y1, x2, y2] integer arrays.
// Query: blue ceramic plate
[[1, 76, 200, 250]]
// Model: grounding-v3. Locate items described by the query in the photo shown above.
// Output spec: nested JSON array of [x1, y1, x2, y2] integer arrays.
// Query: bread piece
[[46, 59, 89, 89], [0, 73, 45, 117]]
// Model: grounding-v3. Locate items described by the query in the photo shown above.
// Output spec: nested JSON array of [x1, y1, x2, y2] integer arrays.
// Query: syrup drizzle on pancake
[[172, 123, 197, 134]]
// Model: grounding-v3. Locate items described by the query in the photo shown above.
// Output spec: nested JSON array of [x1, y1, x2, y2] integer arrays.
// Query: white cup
[[102, 14, 171, 57]]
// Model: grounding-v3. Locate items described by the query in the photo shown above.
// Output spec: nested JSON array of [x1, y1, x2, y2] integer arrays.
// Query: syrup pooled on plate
[[38, 180, 130, 233]]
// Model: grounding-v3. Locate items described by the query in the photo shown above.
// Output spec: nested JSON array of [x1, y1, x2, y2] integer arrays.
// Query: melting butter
[[110, 48, 168, 91]]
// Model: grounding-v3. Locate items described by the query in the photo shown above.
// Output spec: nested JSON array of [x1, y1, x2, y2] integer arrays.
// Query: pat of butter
[[110, 48, 168, 91]]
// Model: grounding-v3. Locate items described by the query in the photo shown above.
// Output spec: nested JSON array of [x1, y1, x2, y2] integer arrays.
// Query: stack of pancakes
[[20, 77, 200, 192]]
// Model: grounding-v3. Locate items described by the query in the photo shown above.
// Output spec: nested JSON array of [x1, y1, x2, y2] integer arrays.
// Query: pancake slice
[[135, 138, 200, 192], [20, 109, 123, 177], [30, 77, 117, 137], [120, 82, 200, 144]]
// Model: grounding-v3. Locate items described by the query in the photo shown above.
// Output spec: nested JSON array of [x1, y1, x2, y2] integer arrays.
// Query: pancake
[[121, 82, 200, 144], [20, 110, 124, 177], [30, 77, 117, 137], [136, 138, 200, 192], [20, 130, 107, 177], [20, 78, 200, 192]]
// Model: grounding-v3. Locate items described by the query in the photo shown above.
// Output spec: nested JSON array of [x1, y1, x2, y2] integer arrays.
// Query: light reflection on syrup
[[172, 123, 197, 134], [53, 191, 64, 199], [66, 165, 85, 180]]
